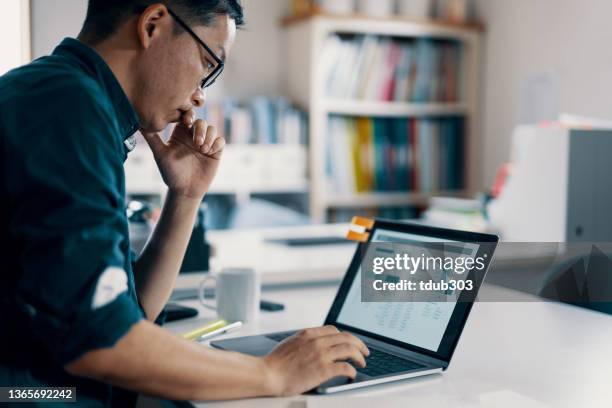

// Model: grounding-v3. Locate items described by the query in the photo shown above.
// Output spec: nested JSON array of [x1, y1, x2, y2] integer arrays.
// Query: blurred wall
[[30, 0, 289, 100], [210, 0, 290, 99], [0, 0, 30, 75], [31, 0, 86, 58], [477, 0, 612, 187]]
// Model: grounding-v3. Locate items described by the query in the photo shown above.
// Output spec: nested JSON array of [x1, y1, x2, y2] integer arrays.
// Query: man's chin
[[140, 120, 168, 134]]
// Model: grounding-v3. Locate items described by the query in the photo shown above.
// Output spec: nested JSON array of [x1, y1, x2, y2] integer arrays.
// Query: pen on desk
[[181, 318, 227, 341], [196, 321, 243, 342]]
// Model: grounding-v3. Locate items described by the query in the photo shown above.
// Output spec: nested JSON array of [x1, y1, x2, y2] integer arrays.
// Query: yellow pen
[[196, 321, 243, 342], [182, 318, 228, 341]]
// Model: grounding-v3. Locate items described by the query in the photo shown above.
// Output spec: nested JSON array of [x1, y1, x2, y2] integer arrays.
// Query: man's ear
[[136, 4, 170, 49]]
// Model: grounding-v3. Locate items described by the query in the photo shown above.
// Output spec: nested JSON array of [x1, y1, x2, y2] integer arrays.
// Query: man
[[0, 1, 368, 405]]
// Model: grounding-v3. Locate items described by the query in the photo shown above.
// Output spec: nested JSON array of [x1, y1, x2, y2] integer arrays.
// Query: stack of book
[[422, 196, 487, 232], [190, 97, 308, 145], [326, 116, 464, 193], [322, 35, 462, 102]]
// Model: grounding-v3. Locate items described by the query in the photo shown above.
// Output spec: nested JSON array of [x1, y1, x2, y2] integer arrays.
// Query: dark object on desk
[[540, 248, 612, 315], [180, 205, 211, 273], [260, 300, 284, 311], [266, 236, 351, 246], [163, 303, 198, 322]]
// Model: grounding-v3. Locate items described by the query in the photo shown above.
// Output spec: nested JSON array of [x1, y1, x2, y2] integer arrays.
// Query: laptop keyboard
[[357, 347, 424, 377], [266, 332, 425, 377]]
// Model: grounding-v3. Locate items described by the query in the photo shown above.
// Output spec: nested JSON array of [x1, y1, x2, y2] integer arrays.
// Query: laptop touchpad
[[211, 335, 278, 356]]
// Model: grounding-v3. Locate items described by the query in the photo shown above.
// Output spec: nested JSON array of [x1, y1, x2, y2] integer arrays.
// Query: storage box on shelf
[[124, 140, 308, 198], [282, 11, 482, 222], [209, 144, 308, 196]]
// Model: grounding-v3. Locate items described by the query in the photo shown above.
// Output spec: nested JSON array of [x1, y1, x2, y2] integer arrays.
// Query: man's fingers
[[207, 136, 226, 157], [172, 115, 223, 157], [315, 332, 370, 358], [181, 110, 195, 128], [192, 119, 206, 146], [264, 325, 368, 396], [200, 125, 217, 154], [326, 343, 366, 368], [332, 362, 357, 380], [298, 325, 339, 340]]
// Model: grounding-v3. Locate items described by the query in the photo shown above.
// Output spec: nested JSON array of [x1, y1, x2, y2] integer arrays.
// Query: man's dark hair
[[79, 0, 244, 44]]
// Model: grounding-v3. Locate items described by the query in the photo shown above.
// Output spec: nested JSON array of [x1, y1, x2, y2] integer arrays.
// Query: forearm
[[134, 190, 202, 320], [66, 320, 276, 401]]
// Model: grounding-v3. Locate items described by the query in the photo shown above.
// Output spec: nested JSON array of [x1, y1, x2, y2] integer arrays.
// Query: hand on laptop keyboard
[[262, 325, 370, 396]]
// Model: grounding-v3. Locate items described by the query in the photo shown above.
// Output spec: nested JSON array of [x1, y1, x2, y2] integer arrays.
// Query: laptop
[[211, 220, 499, 394]]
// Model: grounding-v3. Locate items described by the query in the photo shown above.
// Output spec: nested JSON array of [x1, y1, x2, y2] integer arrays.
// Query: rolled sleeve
[[7, 80, 143, 365]]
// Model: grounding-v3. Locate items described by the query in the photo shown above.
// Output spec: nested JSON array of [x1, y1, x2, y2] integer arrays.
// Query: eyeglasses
[[167, 7, 225, 89]]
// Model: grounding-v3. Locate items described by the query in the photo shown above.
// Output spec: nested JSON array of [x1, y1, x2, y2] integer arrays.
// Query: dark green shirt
[[0, 38, 144, 407]]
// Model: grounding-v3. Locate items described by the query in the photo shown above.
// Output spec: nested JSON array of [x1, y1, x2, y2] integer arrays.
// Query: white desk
[[165, 284, 612, 408]]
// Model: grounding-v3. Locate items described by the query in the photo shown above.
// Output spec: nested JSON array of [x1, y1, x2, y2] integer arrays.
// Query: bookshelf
[[282, 12, 482, 222]]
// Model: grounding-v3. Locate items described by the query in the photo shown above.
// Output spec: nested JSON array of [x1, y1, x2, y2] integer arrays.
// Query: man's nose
[[192, 88, 205, 108]]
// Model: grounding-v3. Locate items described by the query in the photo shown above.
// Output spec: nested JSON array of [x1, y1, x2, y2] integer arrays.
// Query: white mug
[[199, 268, 260, 322]]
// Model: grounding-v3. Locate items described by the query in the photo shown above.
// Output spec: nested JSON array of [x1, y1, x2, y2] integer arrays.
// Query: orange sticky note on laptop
[[346, 216, 374, 242]]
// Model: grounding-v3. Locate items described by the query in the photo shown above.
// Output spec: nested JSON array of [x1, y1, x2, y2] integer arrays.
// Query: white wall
[[31, 0, 86, 58], [209, 0, 290, 100], [0, 0, 30, 75], [29, 0, 289, 100], [477, 0, 612, 187]]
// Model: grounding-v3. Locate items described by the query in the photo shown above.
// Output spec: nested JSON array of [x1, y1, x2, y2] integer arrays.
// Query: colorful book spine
[[326, 117, 465, 193], [323, 35, 463, 103]]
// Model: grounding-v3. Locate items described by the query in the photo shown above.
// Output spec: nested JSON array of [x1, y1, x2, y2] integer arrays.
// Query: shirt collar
[[52, 38, 140, 141]]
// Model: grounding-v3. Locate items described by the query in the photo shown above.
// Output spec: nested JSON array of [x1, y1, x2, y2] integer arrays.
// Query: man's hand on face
[[142, 109, 225, 200]]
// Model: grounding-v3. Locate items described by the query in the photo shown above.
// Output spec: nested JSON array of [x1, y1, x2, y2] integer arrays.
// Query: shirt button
[[124, 135, 137, 151]]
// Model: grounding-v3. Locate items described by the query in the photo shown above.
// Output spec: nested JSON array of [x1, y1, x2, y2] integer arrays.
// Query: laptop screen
[[335, 229, 481, 352], [326, 221, 497, 362]]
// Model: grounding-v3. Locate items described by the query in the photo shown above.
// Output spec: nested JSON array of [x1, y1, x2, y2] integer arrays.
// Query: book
[[326, 117, 465, 193], [197, 97, 307, 145], [322, 36, 462, 102]]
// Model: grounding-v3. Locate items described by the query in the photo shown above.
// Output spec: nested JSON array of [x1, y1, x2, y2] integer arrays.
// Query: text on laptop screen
[[335, 228, 480, 353]]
